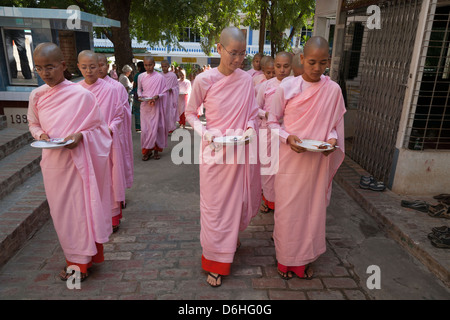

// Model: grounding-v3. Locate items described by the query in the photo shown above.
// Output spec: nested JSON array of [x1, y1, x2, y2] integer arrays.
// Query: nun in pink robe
[[137, 70, 167, 157], [103, 75, 134, 190], [162, 70, 180, 133], [255, 77, 283, 211], [267, 75, 346, 277], [177, 70, 191, 127], [80, 78, 126, 227], [185, 67, 261, 276], [27, 79, 113, 272]]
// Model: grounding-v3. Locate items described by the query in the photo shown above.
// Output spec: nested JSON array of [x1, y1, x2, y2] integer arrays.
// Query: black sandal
[[59, 266, 89, 282], [277, 269, 294, 280], [431, 225, 450, 234], [207, 273, 222, 287], [430, 234, 450, 248], [401, 200, 429, 213]]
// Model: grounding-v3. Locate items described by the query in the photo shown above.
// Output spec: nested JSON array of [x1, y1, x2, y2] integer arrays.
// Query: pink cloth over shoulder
[[137, 71, 167, 150], [104, 75, 134, 189], [252, 73, 266, 87], [247, 69, 263, 78], [27, 79, 113, 262], [268, 75, 346, 267], [162, 71, 180, 132], [80, 78, 125, 215], [185, 68, 261, 264]]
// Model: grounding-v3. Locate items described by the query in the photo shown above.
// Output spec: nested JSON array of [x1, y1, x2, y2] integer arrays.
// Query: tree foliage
[[242, 0, 315, 55], [130, 0, 243, 56], [5, 0, 315, 61]]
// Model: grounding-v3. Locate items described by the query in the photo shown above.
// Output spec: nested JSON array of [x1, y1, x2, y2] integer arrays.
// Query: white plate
[[297, 139, 334, 152], [31, 140, 74, 149], [213, 135, 250, 145], [139, 97, 153, 101]]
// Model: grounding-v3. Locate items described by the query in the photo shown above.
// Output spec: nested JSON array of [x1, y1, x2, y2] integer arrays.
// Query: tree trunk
[[102, 0, 134, 75], [258, 0, 268, 54]]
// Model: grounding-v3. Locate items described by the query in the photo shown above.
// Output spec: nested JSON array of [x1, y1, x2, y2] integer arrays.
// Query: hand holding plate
[[287, 135, 306, 153], [63, 132, 82, 149]]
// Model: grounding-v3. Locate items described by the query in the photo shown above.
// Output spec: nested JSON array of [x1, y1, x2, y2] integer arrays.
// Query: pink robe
[[256, 77, 282, 204], [247, 69, 263, 78], [162, 71, 180, 132], [177, 78, 191, 120], [252, 73, 266, 87], [268, 75, 346, 267], [104, 75, 134, 189], [137, 71, 167, 150], [80, 78, 125, 218], [185, 68, 261, 264], [27, 79, 113, 263]]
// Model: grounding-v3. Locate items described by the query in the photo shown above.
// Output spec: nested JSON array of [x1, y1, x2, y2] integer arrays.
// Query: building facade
[[317, 0, 450, 195]]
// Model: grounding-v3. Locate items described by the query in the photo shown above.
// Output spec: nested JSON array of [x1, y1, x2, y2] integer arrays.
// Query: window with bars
[[407, 5, 450, 150], [179, 28, 201, 43]]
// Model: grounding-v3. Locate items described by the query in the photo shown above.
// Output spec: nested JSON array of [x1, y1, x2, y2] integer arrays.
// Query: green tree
[[242, 0, 315, 56]]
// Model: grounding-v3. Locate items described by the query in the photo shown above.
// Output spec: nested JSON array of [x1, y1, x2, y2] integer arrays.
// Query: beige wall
[[392, 149, 450, 195]]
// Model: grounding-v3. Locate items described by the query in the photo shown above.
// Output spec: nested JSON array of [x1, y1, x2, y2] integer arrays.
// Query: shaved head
[[301, 36, 330, 82], [96, 53, 109, 79], [144, 56, 155, 63], [291, 53, 304, 76], [219, 27, 246, 46], [33, 42, 64, 62], [96, 53, 108, 64], [78, 50, 98, 62], [259, 56, 271, 71], [292, 53, 303, 69], [254, 52, 263, 59], [303, 36, 329, 57], [275, 52, 292, 64], [33, 42, 66, 87]]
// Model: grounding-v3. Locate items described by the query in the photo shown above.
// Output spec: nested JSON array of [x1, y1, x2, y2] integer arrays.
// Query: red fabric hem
[[141, 145, 163, 155], [201, 255, 231, 275], [112, 206, 122, 227], [262, 194, 275, 210], [179, 113, 186, 126], [66, 243, 104, 273], [277, 262, 306, 277]]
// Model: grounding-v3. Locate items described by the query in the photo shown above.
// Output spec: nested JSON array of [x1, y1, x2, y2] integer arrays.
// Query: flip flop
[[401, 200, 429, 213], [431, 225, 450, 234], [59, 266, 89, 282], [277, 269, 294, 280], [207, 273, 222, 287], [430, 234, 450, 248], [142, 152, 152, 161], [428, 203, 450, 219]]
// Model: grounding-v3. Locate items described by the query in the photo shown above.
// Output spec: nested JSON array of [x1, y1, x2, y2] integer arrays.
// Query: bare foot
[[206, 272, 222, 287]]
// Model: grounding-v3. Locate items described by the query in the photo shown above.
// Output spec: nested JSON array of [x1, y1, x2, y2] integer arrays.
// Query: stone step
[[0, 143, 42, 201], [0, 115, 6, 130], [0, 127, 34, 161], [0, 172, 49, 268]]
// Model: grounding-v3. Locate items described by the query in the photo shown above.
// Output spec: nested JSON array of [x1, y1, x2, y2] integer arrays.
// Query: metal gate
[[341, 0, 422, 184]]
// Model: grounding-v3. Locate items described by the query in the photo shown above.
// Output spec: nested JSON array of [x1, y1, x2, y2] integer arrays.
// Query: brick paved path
[[2, 127, 448, 300], [0, 128, 372, 300]]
